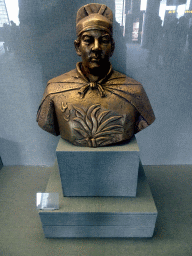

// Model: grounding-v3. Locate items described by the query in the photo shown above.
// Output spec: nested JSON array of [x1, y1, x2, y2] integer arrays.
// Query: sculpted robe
[[37, 63, 155, 147]]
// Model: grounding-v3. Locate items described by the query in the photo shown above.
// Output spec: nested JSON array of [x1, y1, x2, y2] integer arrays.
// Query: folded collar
[[76, 62, 113, 98]]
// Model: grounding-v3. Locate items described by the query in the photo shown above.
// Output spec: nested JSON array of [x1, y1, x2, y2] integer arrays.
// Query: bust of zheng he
[[37, 3, 155, 147]]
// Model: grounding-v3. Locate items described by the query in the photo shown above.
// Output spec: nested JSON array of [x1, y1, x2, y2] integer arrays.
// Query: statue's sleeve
[[107, 77, 155, 133], [135, 115, 151, 133], [36, 94, 60, 136], [133, 85, 155, 134]]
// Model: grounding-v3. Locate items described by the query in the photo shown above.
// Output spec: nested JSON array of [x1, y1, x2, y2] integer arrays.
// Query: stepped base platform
[[39, 163, 157, 238]]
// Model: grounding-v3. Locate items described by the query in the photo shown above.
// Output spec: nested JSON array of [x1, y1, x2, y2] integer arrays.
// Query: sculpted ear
[[74, 40, 81, 56], [110, 39, 115, 57]]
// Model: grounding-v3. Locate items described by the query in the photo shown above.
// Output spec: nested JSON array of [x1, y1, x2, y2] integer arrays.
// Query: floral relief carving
[[61, 102, 70, 121], [72, 104, 124, 147]]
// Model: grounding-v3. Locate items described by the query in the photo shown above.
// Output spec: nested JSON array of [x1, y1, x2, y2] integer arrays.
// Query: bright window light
[[5, 0, 19, 25], [185, 0, 191, 10], [159, 1, 167, 24], [140, 0, 147, 11], [177, 4, 186, 18]]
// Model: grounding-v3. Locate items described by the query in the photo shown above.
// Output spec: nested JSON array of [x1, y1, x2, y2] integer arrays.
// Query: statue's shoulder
[[44, 69, 80, 96], [111, 70, 155, 125], [47, 69, 78, 84], [111, 70, 142, 87]]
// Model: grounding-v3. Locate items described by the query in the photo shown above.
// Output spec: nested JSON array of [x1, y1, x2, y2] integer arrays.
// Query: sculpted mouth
[[90, 58, 101, 62]]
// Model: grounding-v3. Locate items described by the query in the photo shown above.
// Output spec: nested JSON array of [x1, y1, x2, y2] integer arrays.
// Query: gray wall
[[1, 0, 192, 166]]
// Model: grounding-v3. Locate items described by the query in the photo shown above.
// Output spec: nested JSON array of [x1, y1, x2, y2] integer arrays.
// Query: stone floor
[[0, 164, 192, 256]]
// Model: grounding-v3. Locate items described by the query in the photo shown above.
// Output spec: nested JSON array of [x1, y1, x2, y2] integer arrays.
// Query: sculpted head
[[74, 4, 115, 75]]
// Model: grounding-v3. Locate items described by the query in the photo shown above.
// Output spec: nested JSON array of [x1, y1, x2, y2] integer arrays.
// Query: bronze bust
[[37, 3, 155, 147]]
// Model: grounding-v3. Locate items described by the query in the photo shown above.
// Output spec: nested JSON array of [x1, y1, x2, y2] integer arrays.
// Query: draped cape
[[37, 63, 155, 137]]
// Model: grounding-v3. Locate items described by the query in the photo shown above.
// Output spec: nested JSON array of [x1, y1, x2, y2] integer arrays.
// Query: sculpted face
[[75, 29, 114, 73]]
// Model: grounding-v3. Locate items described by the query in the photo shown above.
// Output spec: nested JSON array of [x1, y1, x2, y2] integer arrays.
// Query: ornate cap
[[76, 3, 113, 36]]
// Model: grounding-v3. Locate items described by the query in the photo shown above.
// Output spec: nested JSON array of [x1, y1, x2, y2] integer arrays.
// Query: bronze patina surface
[[37, 3, 155, 147]]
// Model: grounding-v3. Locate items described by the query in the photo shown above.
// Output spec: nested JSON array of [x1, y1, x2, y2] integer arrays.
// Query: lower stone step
[[38, 162, 157, 238]]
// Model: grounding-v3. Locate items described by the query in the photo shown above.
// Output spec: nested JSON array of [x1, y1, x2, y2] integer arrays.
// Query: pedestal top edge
[[39, 211, 157, 215], [56, 136, 139, 152]]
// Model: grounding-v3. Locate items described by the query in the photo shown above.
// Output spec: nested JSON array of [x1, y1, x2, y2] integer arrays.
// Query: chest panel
[[53, 89, 139, 147]]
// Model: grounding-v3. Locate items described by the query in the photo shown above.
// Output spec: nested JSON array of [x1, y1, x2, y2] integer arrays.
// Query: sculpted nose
[[92, 39, 100, 51]]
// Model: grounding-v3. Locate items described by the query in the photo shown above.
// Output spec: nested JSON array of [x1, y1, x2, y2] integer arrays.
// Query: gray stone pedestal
[[56, 136, 140, 197], [39, 162, 157, 238], [39, 137, 158, 238]]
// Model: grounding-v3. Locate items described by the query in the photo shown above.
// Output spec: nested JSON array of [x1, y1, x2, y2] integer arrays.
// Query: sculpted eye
[[82, 36, 93, 44], [101, 36, 110, 44]]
